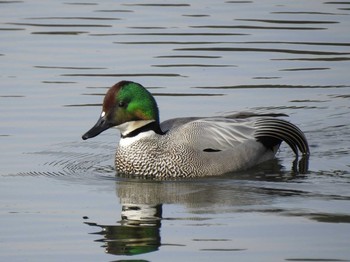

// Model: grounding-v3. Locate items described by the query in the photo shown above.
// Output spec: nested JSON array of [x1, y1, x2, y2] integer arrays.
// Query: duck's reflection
[[84, 158, 309, 256], [84, 177, 266, 256], [84, 202, 162, 256]]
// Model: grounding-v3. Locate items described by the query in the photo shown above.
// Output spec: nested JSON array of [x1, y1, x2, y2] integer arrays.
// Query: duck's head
[[82, 81, 160, 140]]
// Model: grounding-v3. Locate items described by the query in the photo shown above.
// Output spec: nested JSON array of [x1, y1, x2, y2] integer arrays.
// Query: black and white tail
[[254, 118, 310, 156]]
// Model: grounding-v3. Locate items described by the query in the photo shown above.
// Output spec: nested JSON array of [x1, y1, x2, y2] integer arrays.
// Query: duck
[[82, 80, 309, 178]]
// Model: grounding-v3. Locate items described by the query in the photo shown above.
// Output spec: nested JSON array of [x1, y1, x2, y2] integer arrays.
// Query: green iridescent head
[[82, 81, 159, 140]]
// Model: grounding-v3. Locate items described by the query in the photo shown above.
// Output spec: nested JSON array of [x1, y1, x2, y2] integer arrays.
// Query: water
[[1, 0, 350, 261]]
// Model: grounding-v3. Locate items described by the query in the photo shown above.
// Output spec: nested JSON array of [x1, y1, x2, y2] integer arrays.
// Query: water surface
[[1, 0, 350, 261]]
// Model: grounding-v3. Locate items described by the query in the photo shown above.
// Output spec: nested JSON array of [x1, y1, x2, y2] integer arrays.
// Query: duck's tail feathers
[[254, 118, 310, 157]]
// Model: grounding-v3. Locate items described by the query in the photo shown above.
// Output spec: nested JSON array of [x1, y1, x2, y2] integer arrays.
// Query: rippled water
[[1, 0, 350, 261]]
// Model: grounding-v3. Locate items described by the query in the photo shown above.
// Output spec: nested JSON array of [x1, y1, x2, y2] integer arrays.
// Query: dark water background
[[1, 0, 350, 261]]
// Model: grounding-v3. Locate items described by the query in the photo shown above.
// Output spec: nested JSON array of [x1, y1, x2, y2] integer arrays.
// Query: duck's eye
[[118, 101, 126, 108]]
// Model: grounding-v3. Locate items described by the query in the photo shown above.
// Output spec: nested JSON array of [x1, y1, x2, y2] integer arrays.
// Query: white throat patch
[[119, 130, 155, 147], [116, 120, 155, 137]]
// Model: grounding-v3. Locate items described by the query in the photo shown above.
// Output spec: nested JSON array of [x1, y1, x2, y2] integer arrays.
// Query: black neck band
[[121, 121, 165, 138]]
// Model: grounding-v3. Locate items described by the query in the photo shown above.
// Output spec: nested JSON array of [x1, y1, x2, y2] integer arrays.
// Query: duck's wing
[[223, 112, 288, 119], [160, 112, 287, 132], [170, 117, 309, 156], [171, 118, 257, 152]]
